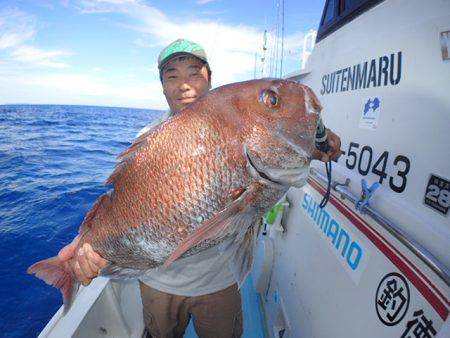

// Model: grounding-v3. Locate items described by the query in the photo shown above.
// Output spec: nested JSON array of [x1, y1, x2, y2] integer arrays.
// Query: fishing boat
[[38, 0, 449, 337]]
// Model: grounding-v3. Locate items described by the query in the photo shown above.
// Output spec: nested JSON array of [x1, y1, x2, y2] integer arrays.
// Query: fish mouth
[[245, 148, 283, 186], [245, 145, 310, 188]]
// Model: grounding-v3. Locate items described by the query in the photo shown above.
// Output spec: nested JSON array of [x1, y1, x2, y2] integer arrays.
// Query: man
[[59, 38, 342, 338]]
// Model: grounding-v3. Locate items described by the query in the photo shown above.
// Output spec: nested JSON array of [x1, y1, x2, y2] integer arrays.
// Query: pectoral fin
[[162, 187, 256, 269]]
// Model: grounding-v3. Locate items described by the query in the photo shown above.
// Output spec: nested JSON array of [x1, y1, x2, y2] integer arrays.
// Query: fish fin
[[162, 190, 256, 269], [117, 126, 155, 160], [105, 162, 126, 186], [105, 125, 161, 187], [231, 225, 258, 288], [27, 256, 80, 314], [79, 192, 110, 234]]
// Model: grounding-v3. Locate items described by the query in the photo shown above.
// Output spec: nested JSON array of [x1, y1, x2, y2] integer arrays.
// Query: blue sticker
[[360, 97, 381, 130]]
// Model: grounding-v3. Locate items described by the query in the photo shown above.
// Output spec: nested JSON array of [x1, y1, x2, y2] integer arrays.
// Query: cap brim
[[158, 52, 207, 70]]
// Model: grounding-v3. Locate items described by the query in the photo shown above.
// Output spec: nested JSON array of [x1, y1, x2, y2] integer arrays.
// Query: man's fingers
[[327, 144, 341, 161], [58, 235, 80, 261], [58, 237, 108, 285], [78, 247, 97, 280], [76, 243, 109, 284], [70, 259, 92, 286], [83, 243, 109, 271], [80, 244, 106, 276], [312, 149, 329, 162], [85, 254, 103, 276], [326, 129, 342, 161]]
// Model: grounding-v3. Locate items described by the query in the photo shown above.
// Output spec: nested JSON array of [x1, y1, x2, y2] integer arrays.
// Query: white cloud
[[1, 2, 312, 108], [75, 0, 312, 84], [0, 8, 71, 68], [11, 46, 71, 68], [0, 5, 163, 108], [0, 71, 166, 109], [132, 37, 158, 48], [0, 8, 35, 50], [196, 0, 217, 4], [36, 2, 55, 10], [0, 6, 156, 108], [144, 65, 159, 73], [73, 0, 308, 86]]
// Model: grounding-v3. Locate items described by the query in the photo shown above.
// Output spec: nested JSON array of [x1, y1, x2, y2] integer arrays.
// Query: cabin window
[[317, 0, 385, 42], [323, 0, 336, 23], [341, 0, 360, 13]]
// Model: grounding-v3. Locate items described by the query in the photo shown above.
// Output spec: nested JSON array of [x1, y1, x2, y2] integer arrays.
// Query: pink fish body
[[28, 79, 322, 310]]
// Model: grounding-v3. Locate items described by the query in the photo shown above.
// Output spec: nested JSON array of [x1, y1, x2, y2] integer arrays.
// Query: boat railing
[[310, 167, 450, 287]]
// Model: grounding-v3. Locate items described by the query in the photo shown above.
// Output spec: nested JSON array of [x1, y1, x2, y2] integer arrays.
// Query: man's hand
[[312, 128, 342, 162], [58, 236, 108, 286]]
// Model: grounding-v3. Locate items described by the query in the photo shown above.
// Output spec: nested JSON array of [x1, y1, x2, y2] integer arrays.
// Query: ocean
[[0, 104, 162, 337]]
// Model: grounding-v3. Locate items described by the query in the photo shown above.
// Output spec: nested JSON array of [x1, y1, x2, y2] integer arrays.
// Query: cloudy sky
[[0, 0, 325, 109]]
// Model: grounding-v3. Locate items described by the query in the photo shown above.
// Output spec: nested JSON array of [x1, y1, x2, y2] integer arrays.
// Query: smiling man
[[61, 39, 246, 338], [161, 51, 211, 111], [59, 38, 342, 338]]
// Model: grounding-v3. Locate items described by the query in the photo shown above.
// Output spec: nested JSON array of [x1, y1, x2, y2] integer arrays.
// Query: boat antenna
[[261, 30, 268, 77], [273, 0, 280, 77], [280, 0, 285, 77], [254, 52, 257, 79]]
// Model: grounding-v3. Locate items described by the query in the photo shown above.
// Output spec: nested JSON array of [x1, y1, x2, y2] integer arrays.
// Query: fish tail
[[27, 256, 80, 313]]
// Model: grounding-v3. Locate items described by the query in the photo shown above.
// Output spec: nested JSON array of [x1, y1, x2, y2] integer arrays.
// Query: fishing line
[[319, 160, 332, 208]]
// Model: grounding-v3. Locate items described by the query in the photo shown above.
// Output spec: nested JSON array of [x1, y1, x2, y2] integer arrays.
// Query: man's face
[[162, 56, 211, 114]]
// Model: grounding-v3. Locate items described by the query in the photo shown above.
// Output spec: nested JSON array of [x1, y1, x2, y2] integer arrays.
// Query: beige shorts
[[139, 282, 243, 338]]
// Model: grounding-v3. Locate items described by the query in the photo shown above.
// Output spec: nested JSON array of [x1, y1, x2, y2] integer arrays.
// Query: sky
[[0, 0, 325, 109]]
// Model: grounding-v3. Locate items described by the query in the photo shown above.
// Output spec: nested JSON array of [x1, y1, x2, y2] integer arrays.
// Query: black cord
[[319, 160, 332, 208], [315, 118, 332, 208]]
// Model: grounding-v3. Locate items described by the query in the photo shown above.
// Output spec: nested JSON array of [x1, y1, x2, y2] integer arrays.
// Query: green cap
[[158, 38, 208, 71]]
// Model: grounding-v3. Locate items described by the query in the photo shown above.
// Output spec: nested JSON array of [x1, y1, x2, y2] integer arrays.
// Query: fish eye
[[261, 90, 279, 108]]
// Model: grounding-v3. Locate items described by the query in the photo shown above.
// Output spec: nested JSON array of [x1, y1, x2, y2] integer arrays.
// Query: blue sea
[[0, 104, 162, 337]]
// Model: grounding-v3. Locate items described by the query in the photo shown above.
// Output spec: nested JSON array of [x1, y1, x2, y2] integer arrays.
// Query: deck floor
[[183, 274, 266, 338]]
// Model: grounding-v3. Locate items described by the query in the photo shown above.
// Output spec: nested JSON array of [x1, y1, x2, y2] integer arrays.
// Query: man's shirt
[[137, 111, 238, 296]]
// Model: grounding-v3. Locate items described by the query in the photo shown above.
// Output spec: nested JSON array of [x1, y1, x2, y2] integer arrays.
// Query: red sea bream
[[28, 79, 322, 310]]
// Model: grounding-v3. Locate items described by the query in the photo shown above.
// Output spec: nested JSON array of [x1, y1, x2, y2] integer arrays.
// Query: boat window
[[323, 0, 336, 23], [341, 0, 360, 13], [317, 0, 385, 42]]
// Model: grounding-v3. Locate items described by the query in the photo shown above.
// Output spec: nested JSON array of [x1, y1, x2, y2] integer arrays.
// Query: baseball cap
[[158, 38, 209, 73]]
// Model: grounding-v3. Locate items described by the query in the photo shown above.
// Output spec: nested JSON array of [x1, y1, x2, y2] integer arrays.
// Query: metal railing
[[310, 168, 450, 286]]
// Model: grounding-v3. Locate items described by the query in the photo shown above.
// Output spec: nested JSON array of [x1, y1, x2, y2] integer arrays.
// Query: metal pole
[[254, 52, 257, 79], [310, 168, 450, 286], [280, 0, 285, 77]]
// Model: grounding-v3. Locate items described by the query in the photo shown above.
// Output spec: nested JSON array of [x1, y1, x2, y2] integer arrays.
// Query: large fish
[[28, 79, 322, 310]]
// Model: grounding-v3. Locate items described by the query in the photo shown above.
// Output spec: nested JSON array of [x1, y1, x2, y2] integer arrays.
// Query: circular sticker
[[375, 272, 410, 326]]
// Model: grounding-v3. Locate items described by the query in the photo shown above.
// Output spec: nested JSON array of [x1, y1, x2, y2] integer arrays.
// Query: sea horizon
[[0, 102, 164, 112]]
